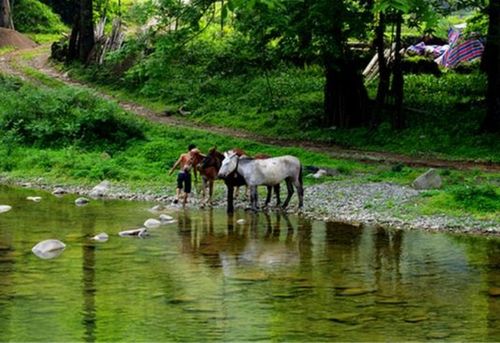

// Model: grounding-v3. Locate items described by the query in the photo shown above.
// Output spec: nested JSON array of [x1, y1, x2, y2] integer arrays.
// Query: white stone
[[236, 219, 246, 225], [144, 218, 161, 229], [91, 232, 109, 242], [0, 205, 12, 213], [27, 196, 42, 202], [32, 239, 66, 259]]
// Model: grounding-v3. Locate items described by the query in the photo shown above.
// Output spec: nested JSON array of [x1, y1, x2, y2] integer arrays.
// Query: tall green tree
[[228, 0, 372, 128]]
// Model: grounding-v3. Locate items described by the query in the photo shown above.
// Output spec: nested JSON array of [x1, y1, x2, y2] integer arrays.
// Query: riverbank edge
[[1, 175, 499, 237]]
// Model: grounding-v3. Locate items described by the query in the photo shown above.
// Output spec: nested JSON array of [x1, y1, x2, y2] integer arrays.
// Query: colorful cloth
[[439, 28, 484, 68]]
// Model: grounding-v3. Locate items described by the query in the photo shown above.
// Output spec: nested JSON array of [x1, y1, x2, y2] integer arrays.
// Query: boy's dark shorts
[[177, 171, 192, 193]]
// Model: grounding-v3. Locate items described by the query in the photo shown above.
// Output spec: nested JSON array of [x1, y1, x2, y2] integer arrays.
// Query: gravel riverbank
[[2, 176, 499, 236]]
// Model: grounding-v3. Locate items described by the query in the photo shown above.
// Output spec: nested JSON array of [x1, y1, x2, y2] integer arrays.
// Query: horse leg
[[249, 185, 259, 211], [294, 169, 304, 208], [208, 179, 214, 205], [201, 176, 207, 204], [282, 178, 294, 209], [264, 186, 272, 207], [227, 185, 234, 213], [274, 184, 281, 206]]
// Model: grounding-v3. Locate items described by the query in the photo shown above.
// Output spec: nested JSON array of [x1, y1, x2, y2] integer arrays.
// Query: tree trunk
[[391, 12, 405, 130], [374, 12, 389, 127], [481, 0, 500, 133], [67, 14, 80, 61], [78, 0, 95, 63], [324, 56, 370, 128], [0, 0, 14, 29]]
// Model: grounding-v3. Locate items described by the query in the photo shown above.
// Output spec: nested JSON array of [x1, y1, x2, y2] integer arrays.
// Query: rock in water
[[27, 196, 42, 202], [90, 180, 111, 198], [144, 218, 161, 229], [119, 228, 148, 237], [0, 205, 12, 213], [90, 232, 109, 242], [32, 239, 66, 259], [75, 197, 90, 206], [412, 168, 442, 190], [236, 219, 246, 225]]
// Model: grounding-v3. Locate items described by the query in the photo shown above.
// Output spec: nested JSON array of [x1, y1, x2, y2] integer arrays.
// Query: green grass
[[63, 51, 499, 163], [1, 66, 498, 221]]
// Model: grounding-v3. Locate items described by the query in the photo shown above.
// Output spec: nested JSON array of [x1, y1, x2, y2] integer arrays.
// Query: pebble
[[27, 196, 42, 202], [4, 179, 499, 235]]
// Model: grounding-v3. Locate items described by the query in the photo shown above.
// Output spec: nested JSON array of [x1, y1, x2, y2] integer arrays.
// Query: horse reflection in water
[[175, 210, 313, 271]]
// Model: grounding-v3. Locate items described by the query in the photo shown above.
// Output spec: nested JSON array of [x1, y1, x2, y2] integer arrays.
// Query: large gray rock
[[75, 197, 90, 206], [90, 180, 111, 198], [412, 168, 442, 190]]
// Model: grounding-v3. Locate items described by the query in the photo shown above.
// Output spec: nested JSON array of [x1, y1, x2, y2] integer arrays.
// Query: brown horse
[[197, 147, 224, 206]]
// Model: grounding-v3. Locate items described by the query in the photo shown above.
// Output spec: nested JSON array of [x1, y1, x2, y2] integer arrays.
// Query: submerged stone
[[119, 228, 148, 237], [32, 239, 66, 259], [488, 287, 500, 297], [26, 196, 42, 202], [90, 232, 109, 242], [404, 315, 429, 323], [375, 298, 407, 305], [325, 313, 360, 325], [229, 272, 269, 282], [336, 288, 377, 296], [426, 331, 451, 339]]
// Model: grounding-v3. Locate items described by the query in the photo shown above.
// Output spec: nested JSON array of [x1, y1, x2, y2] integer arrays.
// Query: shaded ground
[[1, 44, 499, 172]]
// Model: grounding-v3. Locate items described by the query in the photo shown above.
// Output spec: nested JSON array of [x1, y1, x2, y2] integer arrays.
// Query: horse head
[[201, 146, 225, 171], [217, 150, 239, 179]]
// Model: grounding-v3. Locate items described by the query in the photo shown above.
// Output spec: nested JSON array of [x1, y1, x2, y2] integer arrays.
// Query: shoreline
[[1, 175, 499, 237]]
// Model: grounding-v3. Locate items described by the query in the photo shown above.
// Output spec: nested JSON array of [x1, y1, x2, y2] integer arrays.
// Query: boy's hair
[[188, 144, 196, 151]]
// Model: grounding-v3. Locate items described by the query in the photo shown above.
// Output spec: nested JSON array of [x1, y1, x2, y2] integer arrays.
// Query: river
[[0, 185, 499, 341]]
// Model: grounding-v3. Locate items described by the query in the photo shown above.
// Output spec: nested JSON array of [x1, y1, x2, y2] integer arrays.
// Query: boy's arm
[[169, 156, 182, 175]]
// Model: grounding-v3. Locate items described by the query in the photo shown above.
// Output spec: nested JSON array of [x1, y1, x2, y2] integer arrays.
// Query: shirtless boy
[[169, 144, 200, 206]]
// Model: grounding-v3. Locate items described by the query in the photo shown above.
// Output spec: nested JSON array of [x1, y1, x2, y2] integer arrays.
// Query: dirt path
[[3, 45, 500, 172]]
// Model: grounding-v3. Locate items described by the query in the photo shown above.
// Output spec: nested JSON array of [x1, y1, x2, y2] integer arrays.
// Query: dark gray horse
[[218, 150, 303, 211]]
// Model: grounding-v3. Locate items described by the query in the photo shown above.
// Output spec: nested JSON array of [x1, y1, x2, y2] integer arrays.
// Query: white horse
[[218, 150, 304, 211]]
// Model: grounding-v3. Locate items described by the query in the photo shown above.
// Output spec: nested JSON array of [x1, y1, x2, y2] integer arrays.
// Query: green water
[[0, 185, 499, 342]]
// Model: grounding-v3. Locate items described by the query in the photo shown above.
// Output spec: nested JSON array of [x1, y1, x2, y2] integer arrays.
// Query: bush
[[0, 80, 145, 151], [450, 184, 499, 212], [13, 0, 67, 34]]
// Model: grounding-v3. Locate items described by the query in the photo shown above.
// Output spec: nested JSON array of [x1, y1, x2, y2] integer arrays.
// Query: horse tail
[[299, 163, 303, 188]]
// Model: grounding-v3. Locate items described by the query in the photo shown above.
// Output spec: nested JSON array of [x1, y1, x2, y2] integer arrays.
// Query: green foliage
[[13, 0, 67, 34], [450, 184, 499, 212], [0, 76, 145, 152]]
